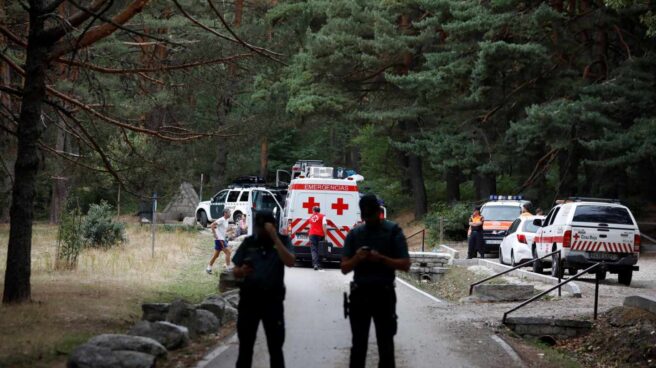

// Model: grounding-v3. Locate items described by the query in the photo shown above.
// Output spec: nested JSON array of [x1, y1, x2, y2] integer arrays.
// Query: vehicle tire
[[618, 270, 632, 286], [499, 249, 505, 265], [198, 211, 208, 228], [568, 267, 578, 276], [551, 253, 564, 279], [532, 246, 544, 274], [511, 251, 517, 267], [596, 271, 607, 281], [233, 211, 242, 223]]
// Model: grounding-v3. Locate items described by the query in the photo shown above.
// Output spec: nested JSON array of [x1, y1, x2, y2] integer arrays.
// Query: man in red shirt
[[309, 206, 327, 271]]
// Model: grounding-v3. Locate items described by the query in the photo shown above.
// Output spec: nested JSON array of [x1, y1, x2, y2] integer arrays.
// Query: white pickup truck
[[195, 186, 286, 231], [532, 198, 640, 285]]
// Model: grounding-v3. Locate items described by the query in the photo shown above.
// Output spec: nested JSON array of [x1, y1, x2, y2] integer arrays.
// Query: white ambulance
[[281, 169, 362, 263]]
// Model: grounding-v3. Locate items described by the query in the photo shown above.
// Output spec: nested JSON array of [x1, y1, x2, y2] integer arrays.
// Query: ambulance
[[479, 195, 531, 255], [281, 167, 362, 263]]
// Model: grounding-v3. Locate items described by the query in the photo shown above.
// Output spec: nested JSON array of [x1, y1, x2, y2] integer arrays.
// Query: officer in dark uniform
[[232, 210, 296, 368], [341, 194, 411, 368]]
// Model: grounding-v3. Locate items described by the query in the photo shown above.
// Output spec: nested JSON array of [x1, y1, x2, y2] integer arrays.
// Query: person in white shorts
[[207, 208, 232, 274]]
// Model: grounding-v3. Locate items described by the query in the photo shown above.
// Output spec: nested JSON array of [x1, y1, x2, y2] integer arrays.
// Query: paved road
[[204, 267, 522, 368]]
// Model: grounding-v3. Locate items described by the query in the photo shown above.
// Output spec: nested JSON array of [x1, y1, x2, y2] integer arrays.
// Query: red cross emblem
[[332, 198, 349, 216], [573, 233, 580, 241], [302, 197, 320, 214]]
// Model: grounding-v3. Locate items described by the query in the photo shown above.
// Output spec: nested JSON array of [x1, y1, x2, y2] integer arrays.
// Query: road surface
[[204, 267, 522, 368]]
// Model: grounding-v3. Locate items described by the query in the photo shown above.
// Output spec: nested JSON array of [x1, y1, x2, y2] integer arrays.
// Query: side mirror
[[532, 218, 543, 227]]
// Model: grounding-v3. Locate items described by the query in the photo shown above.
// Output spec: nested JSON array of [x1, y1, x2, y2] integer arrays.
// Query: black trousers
[[349, 285, 397, 368], [236, 291, 286, 368], [468, 231, 485, 258], [309, 235, 324, 267]]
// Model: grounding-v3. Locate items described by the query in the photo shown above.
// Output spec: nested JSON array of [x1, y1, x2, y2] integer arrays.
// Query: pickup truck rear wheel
[[551, 254, 564, 279], [618, 270, 632, 286], [532, 247, 544, 274], [198, 211, 208, 228]]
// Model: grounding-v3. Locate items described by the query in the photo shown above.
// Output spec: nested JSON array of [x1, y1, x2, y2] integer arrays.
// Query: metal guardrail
[[502, 262, 603, 323], [469, 250, 563, 297], [406, 229, 426, 252]]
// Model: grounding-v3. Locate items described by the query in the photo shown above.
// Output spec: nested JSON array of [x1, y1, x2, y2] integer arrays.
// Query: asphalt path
[[204, 266, 522, 368]]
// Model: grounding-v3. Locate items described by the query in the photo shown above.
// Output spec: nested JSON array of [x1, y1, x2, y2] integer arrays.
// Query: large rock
[[86, 334, 167, 358], [223, 292, 240, 309], [197, 295, 227, 323], [223, 305, 238, 323], [141, 303, 170, 322], [624, 295, 656, 315], [471, 284, 535, 302], [128, 321, 190, 350], [182, 217, 196, 227], [194, 309, 220, 335], [166, 299, 220, 337], [219, 270, 240, 293], [67, 344, 155, 368]]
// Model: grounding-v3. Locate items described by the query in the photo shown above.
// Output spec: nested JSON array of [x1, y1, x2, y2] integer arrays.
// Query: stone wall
[[408, 252, 451, 282]]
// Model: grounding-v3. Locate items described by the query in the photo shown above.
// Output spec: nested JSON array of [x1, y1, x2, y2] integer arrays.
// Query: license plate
[[295, 234, 308, 240], [486, 240, 502, 245], [588, 252, 619, 261]]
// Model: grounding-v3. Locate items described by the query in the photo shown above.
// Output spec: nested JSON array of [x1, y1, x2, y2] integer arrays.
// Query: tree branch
[[55, 53, 253, 73], [42, 0, 110, 42], [49, 0, 164, 59]]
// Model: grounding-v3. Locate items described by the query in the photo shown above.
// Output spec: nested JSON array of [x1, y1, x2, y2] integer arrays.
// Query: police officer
[[468, 207, 485, 259], [232, 210, 296, 368], [341, 194, 410, 368]]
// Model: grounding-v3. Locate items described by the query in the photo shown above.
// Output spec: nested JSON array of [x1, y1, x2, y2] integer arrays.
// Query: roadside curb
[[453, 259, 582, 297], [437, 244, 460, 260], [194, 333, 237, 368]]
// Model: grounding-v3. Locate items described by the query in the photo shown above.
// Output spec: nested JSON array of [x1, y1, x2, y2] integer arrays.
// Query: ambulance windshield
[[481, 206, 520, 221]]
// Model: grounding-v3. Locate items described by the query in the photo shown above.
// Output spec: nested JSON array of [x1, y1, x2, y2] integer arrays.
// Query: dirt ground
[[0, 222, 221, 368]]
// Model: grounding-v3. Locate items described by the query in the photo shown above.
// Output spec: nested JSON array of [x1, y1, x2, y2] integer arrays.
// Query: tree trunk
[[475, 173, 496, 200], [445, 166, 461, 202], [259, 136, 269, 179], [3, 4, 49, 304], [49, 128, 70, 224], [408, 152, 427, 218]]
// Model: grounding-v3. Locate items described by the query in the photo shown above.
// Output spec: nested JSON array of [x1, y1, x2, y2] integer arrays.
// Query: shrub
[[81, 201, 126, 248], [56, 204, 85, 270], [425, 202, 473, 241]]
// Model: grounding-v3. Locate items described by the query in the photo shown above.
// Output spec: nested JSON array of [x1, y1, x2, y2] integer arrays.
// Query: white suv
[[195, 187, 286, 230], [532, 198, 640, 285]]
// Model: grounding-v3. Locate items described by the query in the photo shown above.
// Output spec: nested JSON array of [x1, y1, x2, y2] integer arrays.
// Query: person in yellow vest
[[467, 207, 485, 259], [520, 203, 533, 218]]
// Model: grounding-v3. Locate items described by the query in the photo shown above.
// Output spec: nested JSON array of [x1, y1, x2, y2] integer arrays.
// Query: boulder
[[128, 321, 190, 350], [223, 292, 240, 309], [219, 270, 240, 293], [223, 305, 238, 323], [166, 299, 199, 337], [197, 295, 227, 323], [182, 217, 196, 227], [86, 334, 167, 358], [67, 344, 155, 368], [471, 284, 535, 302], [624, 295, 656, 315], [194, 309, 220, 335], [141, 303, 170, 322]]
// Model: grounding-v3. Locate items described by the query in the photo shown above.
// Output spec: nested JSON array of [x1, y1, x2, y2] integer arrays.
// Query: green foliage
[[425, 202, 473, 241], [56, 204, 85, 270], [81, 201, 126, 249]]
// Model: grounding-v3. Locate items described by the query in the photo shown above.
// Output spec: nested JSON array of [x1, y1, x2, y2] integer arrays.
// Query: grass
[[531, 340, 582, 368], [0, 222, 222, 367]]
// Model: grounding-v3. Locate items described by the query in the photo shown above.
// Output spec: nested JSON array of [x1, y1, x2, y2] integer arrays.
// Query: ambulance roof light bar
[[489, 195, 523, 201]]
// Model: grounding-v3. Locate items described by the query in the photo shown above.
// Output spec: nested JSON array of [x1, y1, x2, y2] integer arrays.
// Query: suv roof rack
[[567, 197, 621, 203]]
